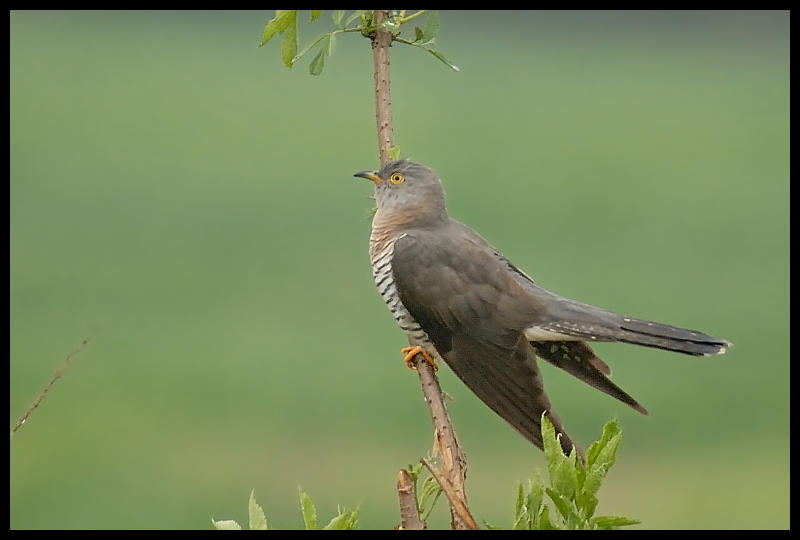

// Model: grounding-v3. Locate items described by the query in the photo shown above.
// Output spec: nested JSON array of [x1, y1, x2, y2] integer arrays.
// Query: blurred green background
[[10, 10, 789, 529]]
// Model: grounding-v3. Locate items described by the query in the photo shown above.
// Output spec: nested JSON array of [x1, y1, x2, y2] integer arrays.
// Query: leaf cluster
[[212, 416, 637, 530], [212, 489, 358, 530], [260, 10, 458, 76], [504, 416, 640, 530]]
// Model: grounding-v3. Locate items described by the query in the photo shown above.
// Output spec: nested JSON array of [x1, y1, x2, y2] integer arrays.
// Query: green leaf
[[582, 462, 610, 503], [299, 489, 319, 529], [527, 472, 545, 529], [405, 463, 423, 483], [482, 520, 503, 530], [309, 48, 325, 76], [546, 487, 578, 525], [212, 519, 242, 530], [323, 509, 359, 530], [414, 27, 425, 43], [574, 444, 586, 485], [310, 10, 323, 22], [248, 489, 268, 530], [590, 515, 641, 529], [541, 414, 576, 500], [552, 454, 578, 501], [281, 12, 299, 67], [512, 483, 526, 530], [260, 10, 297, 46], [261, 22, 281, 46], [583, 443, 620, 511], [418, 475, 435, 509], [576, 488, 599, 520], [541, 414, 557, 451], [422, 11, 440, 42], [326, 33, 336, 56], [426, 48, 460, 71], [586, 419, 621, 469], [594, 430, 621, 472], [537, 504, 559, 530], [388, 146, 402, 161], [344, 10, 368, 28], [418, 474, 444, 520], [359, 12, 374, 37], [332, 10, 345, 28], [291, 33, 329, 65]]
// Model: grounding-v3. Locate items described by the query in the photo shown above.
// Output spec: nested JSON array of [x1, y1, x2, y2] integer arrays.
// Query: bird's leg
[[401, 346, 438, 371]]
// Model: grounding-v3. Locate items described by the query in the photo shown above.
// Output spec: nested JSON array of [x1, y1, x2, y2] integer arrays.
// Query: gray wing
[[391, 226, 580, 455], [442, 222, 651, 414]]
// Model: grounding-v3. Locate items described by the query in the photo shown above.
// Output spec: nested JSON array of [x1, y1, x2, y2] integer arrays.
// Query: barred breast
[[370, 223, 435, 355]]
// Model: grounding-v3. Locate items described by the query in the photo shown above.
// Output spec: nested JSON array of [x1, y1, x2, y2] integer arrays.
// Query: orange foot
[[401, 346, 438, 372]]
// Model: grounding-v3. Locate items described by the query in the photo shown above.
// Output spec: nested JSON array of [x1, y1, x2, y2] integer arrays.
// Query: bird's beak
[[354, 170, 383, 183]]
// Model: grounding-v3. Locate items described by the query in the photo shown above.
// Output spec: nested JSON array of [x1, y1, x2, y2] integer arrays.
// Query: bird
[[355, 158, 730, 457]]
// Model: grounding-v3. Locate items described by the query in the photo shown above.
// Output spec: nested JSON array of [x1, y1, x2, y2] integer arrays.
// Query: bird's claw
[[401, 346, 438, 371]]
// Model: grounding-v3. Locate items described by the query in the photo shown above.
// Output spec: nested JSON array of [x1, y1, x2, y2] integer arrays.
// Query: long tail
[[534, 296, 731, 357], [614, 317, 729, 355]]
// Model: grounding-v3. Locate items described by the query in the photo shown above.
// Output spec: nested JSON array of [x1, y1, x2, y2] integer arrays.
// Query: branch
[[396, 469, 426, 530], [10, 334, 92, 440], [412, 356, 474, 530], [369, 10, 473, 529], [371, 10, 395, 166], [421, 458, 477, 530]]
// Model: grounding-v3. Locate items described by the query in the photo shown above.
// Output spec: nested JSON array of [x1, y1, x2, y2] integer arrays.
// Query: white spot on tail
[[525, 327, 582, 342]]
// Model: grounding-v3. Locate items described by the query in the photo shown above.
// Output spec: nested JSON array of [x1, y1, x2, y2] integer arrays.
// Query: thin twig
[[371, 10, 395, 166], [421, 458, 478, 530], [412, 354, 472, 530], [10, 334, 93, 440], [397, 10, 428, 24]]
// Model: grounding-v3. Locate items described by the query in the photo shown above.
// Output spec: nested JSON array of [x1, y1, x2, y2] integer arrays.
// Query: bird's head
[[354, 158, 448, 222]]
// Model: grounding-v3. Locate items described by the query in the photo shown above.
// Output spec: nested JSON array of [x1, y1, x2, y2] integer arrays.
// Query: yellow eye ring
[[390, 172, 405, 185]]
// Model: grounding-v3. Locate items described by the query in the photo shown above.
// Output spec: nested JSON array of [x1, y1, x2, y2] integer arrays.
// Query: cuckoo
[[355, 159, 730, 456]]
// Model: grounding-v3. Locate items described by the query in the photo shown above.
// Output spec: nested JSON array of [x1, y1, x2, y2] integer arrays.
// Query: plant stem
[[398, 10, 428, 24]]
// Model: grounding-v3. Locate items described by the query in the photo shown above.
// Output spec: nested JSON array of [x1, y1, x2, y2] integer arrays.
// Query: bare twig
[[369, 10, 473, 530], [412, 355, 472, 530], [10, 334, 93, 440], [421, 458, 478, 530], [371, 10, 395, 166], [396, 469, 426, 530]]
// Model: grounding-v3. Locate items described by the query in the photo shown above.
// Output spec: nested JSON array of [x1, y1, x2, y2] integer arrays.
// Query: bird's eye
[[390, 172, 405, 185]]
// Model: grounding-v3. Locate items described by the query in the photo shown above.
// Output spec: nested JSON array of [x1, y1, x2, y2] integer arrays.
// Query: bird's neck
[[369, 206, 449, 262], [369, 208, 411, 262]]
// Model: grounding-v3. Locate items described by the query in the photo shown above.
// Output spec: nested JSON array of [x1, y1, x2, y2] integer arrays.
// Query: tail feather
[[536, 297, 731, 356], [616, 316, 730, 356], [532, 341, 649, 415], [526, 298, 729, 411]]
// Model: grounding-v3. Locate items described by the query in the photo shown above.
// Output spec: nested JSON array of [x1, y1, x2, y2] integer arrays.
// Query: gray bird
[[355, 158, 730, 456]]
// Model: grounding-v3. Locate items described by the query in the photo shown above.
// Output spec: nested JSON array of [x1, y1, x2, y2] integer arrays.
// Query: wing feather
[[391, 228, 580, 455]]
